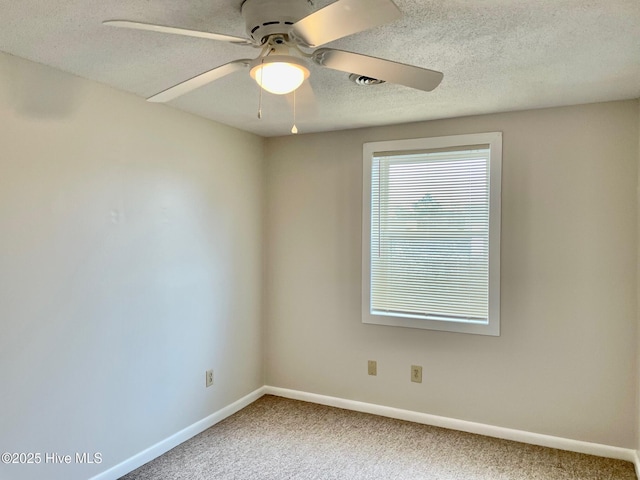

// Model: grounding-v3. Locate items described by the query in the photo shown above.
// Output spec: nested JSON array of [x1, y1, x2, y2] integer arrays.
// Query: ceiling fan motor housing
[[242, 0, 313, 43]]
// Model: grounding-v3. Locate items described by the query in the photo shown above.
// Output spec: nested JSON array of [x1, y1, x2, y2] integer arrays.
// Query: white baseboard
[[90, 385, 637, 480], [90, 386, 266, 480], [264, 386, 637, 464]]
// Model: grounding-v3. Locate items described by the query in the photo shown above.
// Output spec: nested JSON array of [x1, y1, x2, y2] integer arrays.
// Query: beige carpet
[[120, 395, 636, 480]]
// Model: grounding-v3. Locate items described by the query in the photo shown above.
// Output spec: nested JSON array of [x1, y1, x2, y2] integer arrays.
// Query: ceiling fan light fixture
[[250, 55, 310, 95]]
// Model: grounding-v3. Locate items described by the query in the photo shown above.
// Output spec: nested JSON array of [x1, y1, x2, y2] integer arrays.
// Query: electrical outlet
[[206, 369, 214, 388], [411, 365, 422, 383], [368, 360, 377, 376]]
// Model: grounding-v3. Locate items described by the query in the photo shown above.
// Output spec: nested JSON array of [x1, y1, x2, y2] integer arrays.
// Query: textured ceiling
[[1, 0, 639, 137]]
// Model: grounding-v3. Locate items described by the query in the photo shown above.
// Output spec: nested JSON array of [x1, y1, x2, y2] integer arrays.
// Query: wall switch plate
[[206, 369, 214, 388], [411, 365, 422, 383], [368, 360, 377, 376]]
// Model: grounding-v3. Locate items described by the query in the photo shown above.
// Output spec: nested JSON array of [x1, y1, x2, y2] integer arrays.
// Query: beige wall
[[265, 100, 639, 448], [0, 53, 265, 480]]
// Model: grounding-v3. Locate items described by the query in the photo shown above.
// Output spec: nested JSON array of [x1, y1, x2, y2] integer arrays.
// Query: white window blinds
[[370, 147, 491, 324]]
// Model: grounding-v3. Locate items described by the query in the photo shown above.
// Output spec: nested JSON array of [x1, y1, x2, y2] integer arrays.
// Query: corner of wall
[[636, 98, 640, 458]]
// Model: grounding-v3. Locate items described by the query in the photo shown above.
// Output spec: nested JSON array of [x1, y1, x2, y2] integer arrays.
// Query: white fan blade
[[291, 0, 401, 47], [313, 48, 443, 92], [147, 60, 251, 103], [103, 20, 253, 46]]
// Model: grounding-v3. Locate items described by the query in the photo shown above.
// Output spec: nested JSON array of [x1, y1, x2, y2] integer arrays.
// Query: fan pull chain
[[291, 89, 298, 134], [257, 59, 264, 119]]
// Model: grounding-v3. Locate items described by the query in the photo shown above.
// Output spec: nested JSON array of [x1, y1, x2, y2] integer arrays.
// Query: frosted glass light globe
[[251, 57, 310, 95]]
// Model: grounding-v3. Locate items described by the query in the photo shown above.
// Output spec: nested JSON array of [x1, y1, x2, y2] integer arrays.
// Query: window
[[362, 133, 502, 336]]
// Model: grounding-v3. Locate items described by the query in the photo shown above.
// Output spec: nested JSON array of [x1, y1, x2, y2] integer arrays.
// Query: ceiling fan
[[104, 0, 443, 103]]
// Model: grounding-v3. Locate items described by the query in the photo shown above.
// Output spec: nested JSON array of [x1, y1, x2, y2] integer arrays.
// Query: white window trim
[[362, 132, 502, 336]]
